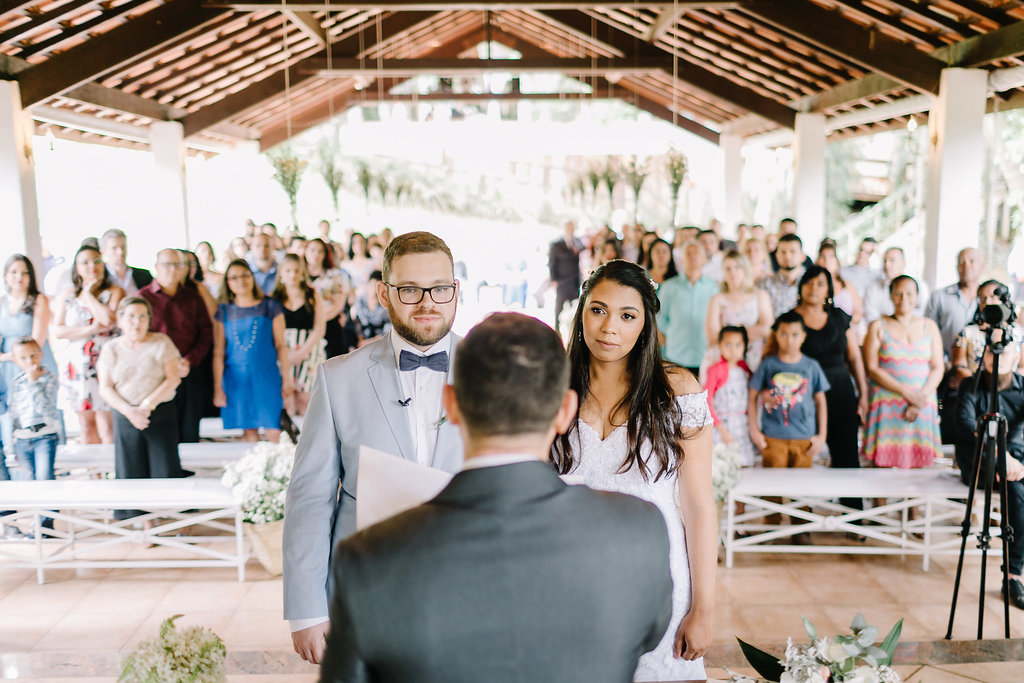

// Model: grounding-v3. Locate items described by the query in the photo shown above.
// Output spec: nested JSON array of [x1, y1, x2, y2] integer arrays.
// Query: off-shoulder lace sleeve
[[676, 390, 713, 429]]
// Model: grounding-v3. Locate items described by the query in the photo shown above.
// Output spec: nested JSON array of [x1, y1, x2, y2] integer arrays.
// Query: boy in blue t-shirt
[[748, 311, 830, 468]]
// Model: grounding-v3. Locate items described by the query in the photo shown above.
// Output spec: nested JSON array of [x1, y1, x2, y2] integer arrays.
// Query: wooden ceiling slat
[[113, 13, 283, 92], [829, 0, 948, 47], [181, 10, 439, 136], [743, 0, 944, 94], [16, 0, 229, 106], [876, 0, 975, 36], [17, 0, 157, 58], [0, 0, 41, 23], [539, 9, 797, 128], [939, 0, 1011, 27], [0, 0, 96, 47]]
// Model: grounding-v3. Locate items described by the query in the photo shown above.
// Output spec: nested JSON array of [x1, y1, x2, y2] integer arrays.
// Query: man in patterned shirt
[[759, 234, 807, 318]]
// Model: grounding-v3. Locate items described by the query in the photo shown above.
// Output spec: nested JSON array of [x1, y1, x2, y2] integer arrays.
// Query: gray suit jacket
[[283, 332, 465, 620], [319, 461, 673, 683]]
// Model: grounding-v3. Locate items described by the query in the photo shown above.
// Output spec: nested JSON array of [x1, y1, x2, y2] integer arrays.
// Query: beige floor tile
[[154, 579, 250, 613], [718, 566, 815, 605], [226, 676, 318, 682], [905, 664, 990, 682], [72, 579, 175, 614], [735, 604, 842, 645], [0, 611, 65, 651], [242, 577, 283, 611], [0, 579, 98, 616], [710, 604, 749, 645], [936, 662, 1024, 683], [32, 611, 148, 651], [218, 609, 293, 650]]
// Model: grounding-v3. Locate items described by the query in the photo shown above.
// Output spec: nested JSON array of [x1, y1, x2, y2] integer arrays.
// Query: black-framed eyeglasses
[[384, 282, 457, 305]]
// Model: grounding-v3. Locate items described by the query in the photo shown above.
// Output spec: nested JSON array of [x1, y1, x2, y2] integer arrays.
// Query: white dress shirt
[[461, 453, 538, 471], [392, 332, 452, 467]]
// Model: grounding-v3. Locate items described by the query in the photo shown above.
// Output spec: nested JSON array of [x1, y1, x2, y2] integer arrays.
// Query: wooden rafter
[[742, 0, 945, 94], [827, 1, 947, 48], [798, 16, 1024, 112], [308, 56, 672, 75], [283, 9, 328, 45], [0, 0, 96, 47], [211, 0, 741, 8], [15, 0, 229, 107], [538, 9, 797, 128], [180, 10, 439, 137]]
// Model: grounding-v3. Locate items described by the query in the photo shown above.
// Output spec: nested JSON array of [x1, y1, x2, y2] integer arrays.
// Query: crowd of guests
[[0, 222, 396, 537], [551, 218, 1024, 605]]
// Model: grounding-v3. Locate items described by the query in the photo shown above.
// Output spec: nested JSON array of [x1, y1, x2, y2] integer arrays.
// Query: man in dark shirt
[[140, 249, 213, 443], [957, 343, 1024, 609], [548, 220, 583, 335]]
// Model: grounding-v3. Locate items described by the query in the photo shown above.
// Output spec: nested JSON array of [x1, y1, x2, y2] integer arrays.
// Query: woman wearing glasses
[[213, 259, 290, 442]]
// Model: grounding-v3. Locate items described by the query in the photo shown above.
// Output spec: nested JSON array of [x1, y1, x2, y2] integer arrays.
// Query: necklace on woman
[[230, 299, 261, 352]]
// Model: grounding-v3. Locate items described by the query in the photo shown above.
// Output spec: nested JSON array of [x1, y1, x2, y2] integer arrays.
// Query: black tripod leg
[[998, 421, 1012, 638], [947, 425, 988, 639]]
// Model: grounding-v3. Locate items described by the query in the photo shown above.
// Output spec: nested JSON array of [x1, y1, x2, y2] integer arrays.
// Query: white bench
[[54, 441, 252, 476], [724, 466, 996, 571], [0, 478, 246, 584]]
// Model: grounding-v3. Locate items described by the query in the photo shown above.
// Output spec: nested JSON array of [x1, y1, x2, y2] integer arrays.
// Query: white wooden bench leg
[[34, 510, 45, 585], [923, 498, 933, 572], [235, 510, 245, 582], [725, 493, 735, 569]]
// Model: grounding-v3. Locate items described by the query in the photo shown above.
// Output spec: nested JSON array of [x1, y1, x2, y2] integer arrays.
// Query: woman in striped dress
[[862, 275, 944, 468]]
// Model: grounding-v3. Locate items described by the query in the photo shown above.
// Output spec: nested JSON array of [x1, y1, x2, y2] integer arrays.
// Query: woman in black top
[[791, 266, 869, 472]]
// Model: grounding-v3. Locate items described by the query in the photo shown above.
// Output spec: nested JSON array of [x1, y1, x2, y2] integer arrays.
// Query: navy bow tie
[[399, 350, 449, 373]]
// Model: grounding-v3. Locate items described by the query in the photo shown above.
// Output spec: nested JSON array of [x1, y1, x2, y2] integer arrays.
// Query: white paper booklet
[[356, 446, 453, 531]]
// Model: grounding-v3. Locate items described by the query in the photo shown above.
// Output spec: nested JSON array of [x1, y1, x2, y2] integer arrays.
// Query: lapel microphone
[[398, 398, 412, 407]]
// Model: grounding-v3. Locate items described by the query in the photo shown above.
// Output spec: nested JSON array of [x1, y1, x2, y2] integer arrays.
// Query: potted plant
[[267, 146, 307, 230], [120, 615, 226, 683], [221, 434, 295, 575]]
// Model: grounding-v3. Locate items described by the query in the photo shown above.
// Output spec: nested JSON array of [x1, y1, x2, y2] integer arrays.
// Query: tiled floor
[[1, 541, 1023, 681]]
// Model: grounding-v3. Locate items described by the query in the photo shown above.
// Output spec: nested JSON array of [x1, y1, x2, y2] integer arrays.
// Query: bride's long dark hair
[[552, 259, 690, 482]]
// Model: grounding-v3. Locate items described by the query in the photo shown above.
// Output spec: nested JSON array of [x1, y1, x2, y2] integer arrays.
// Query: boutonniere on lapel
[[434, 415, 448, 431]]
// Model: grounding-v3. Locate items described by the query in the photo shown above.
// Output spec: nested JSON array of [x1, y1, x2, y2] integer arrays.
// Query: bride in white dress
[[552, 260, 717, 682]]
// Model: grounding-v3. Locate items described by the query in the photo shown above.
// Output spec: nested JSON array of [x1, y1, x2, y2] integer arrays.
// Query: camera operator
[[956, 339, 1024, 609]]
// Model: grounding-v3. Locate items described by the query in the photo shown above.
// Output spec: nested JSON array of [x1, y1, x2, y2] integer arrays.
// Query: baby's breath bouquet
[[712, 441, 744, 505], [119, 615, 226, 683], [221, 434, 295, 525], [732, 614, 903, 683]]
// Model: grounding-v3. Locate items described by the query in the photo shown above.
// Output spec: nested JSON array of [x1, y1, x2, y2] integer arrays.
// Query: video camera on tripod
[[980, 284, 1017, 354]]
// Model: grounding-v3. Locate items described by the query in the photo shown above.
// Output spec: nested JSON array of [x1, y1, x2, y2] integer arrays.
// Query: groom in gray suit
[[284, 232, 465, 663], [318, 313, 673, 683]]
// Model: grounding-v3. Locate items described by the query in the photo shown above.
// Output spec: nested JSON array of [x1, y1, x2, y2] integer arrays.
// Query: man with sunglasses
[[283, 231, 464, 665]]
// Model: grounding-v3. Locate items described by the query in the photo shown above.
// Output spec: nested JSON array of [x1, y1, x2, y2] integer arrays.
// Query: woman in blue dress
[[0, 254, 59, 461], [212, 259, 290, 442]]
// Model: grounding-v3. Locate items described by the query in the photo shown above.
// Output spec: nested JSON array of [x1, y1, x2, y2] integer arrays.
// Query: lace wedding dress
[[570, 392, 713, 682]]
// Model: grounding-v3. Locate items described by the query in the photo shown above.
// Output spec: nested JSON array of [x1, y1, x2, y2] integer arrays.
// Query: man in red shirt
[[139, 249, 213, 442]]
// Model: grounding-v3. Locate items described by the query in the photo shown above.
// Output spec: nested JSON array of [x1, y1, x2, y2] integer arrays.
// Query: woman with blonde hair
[[704, 250, 772, 370]]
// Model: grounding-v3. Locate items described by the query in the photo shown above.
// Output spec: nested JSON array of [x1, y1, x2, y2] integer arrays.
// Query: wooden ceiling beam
[[351, 87, 616, 100], [615, 85, 720, 143], [0, 0, 38, 22], [797, 17, 1024, 112], [826, 1, 944, 48], [181, 10, 438, 137], [742, 0, 944, 94], [539, 9, 796, 128], [283, 9, 328, 46], [15, 0, 229, 107], [211, 0, 740, 8], [308, 56, 671, 75]]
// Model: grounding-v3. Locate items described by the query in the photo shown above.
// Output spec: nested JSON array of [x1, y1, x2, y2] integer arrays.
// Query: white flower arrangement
[[119, 614, 226, 683], [221, 434, 295, 525], [732, 614, 903, 683], [712, 441, 744, 505]]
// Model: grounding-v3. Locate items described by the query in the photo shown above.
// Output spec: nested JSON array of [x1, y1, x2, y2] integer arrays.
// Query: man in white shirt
[[862, 247, 929, 325], [840, 237, 880, 300], [283, 232, 465, 664]]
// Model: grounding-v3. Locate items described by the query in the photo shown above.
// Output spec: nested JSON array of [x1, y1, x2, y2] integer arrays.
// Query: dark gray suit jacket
[[319, 461, 673, 683]]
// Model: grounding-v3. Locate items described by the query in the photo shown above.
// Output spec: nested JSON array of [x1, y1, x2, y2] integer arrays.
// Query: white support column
[[0, 81, 42, 269], [150, 121, 190, 248], [923, 68, 986, 290], [721, 133, 743, 238], [792, 112, 826, 254]]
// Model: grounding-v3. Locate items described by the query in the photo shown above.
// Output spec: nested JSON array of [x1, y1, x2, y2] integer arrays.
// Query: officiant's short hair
[[455, 313, 568, 436]]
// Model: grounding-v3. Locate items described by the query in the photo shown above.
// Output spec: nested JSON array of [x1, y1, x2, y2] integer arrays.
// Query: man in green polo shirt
[[656, 240, 718, 376]]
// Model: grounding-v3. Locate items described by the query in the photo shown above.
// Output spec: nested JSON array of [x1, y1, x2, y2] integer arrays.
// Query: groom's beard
[[388, 305, 454, 347]]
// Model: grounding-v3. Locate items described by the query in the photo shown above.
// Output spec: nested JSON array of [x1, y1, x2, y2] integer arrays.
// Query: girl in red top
[[704, 326, 757, 466]]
